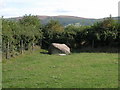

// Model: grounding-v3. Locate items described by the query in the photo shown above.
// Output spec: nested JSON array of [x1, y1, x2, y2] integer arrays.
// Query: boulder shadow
[[40, 51, 49, 54]]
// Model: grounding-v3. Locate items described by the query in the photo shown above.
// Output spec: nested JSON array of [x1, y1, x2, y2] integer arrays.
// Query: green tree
[[2, 19, 13, 59], [87, 16, 118, 47], [19, 14, 42, 51], [42, 20, 64, 48]]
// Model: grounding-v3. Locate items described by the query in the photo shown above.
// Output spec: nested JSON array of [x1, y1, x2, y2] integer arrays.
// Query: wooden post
[[32, 42, 34, 51], [92, 40, 94, 48], [6, 41, 10, 59], [40, 39, 42, 49], [21, 40, 23, 54]]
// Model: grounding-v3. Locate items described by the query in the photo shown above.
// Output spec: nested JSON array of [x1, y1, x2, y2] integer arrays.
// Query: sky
[[0, 0, 119, 19]]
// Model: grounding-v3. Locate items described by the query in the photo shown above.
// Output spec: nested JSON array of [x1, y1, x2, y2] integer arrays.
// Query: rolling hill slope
[[7, 15, 119, 26], [37, 15, 99, 26]]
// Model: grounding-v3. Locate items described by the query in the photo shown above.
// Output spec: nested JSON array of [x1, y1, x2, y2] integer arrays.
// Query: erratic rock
[[48, 43, 70, 55]]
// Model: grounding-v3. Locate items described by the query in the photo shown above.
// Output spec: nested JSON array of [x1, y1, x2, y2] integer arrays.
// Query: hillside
[[37, 15, 99, 26], [7, 15, 119, 26], [7, 15, 99, 26]]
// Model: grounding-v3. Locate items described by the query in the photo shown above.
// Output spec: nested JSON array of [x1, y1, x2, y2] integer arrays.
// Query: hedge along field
[[2, 49, 118, 88], [2, 15, 119, 60]]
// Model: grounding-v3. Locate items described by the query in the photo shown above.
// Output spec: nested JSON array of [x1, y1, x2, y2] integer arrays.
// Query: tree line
[[2, 15, 120, 59]]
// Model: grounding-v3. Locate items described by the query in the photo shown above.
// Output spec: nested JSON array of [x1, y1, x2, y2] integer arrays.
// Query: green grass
[[2, 49, 118, 88]]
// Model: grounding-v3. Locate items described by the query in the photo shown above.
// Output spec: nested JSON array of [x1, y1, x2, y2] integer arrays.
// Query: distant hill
[[7, 15, 119, 26], [37, 15, 100, 26]]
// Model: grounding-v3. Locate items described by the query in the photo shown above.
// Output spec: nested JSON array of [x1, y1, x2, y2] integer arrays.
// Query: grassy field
[[2, 49, 118, 88]]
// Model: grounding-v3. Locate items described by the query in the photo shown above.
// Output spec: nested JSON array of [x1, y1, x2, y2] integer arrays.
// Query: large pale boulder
[[48, 43, 70, 54]]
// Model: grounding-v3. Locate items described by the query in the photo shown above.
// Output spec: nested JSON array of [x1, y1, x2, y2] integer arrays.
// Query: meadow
[[2, 49, 118, 88]]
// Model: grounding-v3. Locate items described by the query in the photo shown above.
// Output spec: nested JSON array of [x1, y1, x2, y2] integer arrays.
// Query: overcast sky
[[0, 0, 119, 19]]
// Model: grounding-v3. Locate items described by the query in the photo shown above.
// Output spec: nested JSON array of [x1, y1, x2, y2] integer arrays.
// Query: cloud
[[55, 9, 72, 13], [0, 0, 119, 18], [0, 0, 4, 9], [4, 0, 36, 4]]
